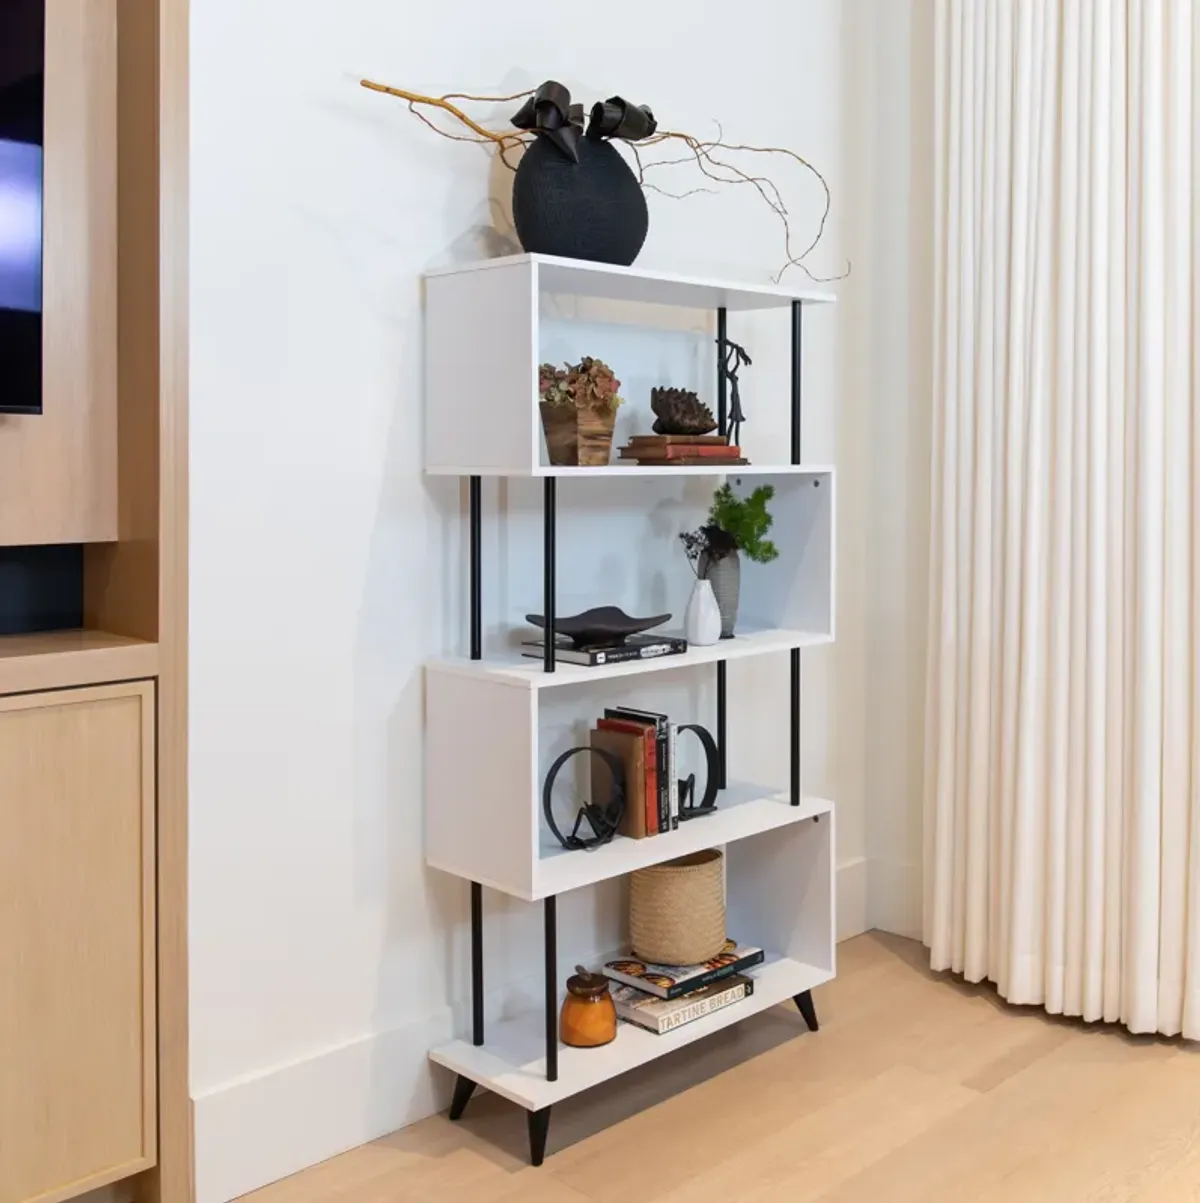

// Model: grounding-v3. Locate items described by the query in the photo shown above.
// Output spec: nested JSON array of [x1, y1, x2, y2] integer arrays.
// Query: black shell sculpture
[[650, 387, 718, 436]]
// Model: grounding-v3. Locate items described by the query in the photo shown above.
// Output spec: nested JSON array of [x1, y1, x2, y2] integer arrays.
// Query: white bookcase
[[422, 252, 838, 1164]]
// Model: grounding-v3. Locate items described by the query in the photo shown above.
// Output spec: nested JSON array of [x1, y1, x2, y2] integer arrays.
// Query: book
[[590, 727, 647, 839], [608, 707, 669, 834], [612, 974, 755, 1034], [628, 434, 730, 446], [624, 456, 751, 467], [602, 940, 766, 1000], [596, 716, 658, 834], [619, 444, 742, 461], [667, 720, 678, 829], [521, 633, 687, 667]]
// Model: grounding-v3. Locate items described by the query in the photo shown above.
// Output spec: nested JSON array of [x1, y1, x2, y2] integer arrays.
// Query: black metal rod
[[791, 301, 803, 463], [470, 882, 484, 1045], [716, 661, 727, 790], [545, 895, 558, 1081], [469, 476, 482, 660], [543, 477, 556, 674], [717, 307, 728, 436], [790, 648, 801, 806]]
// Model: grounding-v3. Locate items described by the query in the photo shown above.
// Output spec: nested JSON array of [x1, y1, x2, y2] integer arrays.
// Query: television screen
[[0, 0, 44, 415]]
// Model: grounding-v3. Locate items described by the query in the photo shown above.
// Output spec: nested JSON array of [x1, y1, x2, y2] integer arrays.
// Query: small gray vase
[[701, 549, 741, 639]]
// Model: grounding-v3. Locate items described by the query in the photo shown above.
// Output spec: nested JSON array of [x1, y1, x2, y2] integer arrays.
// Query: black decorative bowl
[[512, 136, 649, 266], [526, 606, 670, 649]]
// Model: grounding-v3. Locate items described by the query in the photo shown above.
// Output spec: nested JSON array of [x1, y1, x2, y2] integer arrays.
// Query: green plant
[[539, 357, 624, 412], [680, 483, 779, 567]]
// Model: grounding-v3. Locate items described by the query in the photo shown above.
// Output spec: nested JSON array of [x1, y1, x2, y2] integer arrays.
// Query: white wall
[[841, 1, 935, 940], [187, 2, 926, 1199]]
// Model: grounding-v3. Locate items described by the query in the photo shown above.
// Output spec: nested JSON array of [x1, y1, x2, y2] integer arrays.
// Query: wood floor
[[242, 933, 1200, 1203]]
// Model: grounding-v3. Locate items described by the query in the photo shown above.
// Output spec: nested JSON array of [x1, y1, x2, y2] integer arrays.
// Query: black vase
[[512, 135, 649, 266]]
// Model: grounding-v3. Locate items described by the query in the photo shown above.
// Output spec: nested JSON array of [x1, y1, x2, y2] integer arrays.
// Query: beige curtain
[[925, 0, 1200, 1036]]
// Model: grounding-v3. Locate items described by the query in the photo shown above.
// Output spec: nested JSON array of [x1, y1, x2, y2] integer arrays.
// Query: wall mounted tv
[[0, 0, 45, 415]]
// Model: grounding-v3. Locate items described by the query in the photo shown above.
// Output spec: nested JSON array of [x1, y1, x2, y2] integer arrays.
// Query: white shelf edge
[[535, 791, 832, 899], [426, 628, 834, 692], [423, 252, 837, 306], [424, 463, 836, 478], [429, 954, 832, 1111]]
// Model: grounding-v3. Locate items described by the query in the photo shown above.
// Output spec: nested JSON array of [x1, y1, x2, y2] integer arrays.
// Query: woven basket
[[629, 849, 726, 965]]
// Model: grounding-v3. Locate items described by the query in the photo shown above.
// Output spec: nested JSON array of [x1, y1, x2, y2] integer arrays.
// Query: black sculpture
[[676, 723, 721, 820], [650, 387, 718, 436], [718, 338, 753, 447], [510, 82, 657, 266], [542, 745, 626, 851]]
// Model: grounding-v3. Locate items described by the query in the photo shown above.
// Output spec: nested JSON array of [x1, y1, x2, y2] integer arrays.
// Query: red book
[[619, 444, 742, 461], [596, 717, 658, 834]]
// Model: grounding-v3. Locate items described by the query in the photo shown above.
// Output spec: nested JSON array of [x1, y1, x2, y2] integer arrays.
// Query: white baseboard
[[836, 856, 869, 942], [868, 857, 921, 939], [192, 1008, 456, 1203], [194, 858, 878, 1203]]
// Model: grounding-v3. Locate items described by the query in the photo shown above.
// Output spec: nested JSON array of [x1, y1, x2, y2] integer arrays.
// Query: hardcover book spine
[[668, 721, 678, 829], [597, 717, 658, 834], [663, 951, 766, 999], [659, 979, 752, 1033], [663, 721, 673, 837]]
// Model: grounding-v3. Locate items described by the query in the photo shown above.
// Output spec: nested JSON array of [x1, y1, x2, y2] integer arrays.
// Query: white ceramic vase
[[685, 578, 722, 647]]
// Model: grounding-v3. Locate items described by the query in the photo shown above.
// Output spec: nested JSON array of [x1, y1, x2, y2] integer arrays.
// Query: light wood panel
[[0, 0, 119, 546], [84, 0, 162, 640], [239, 933, 1200, 1203], [0, 630, 157, 695], [146, 0, 193, 1197], [0, 683, 156, 1203]]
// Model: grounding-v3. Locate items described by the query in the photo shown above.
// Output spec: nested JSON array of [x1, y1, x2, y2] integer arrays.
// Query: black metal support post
[[790, 649, 801, 806], [528, 1107, 552, 1166], [717, 306, 729, 436], [543, 478, 556, 674], [469, 476, 482, 660], [793, 990, 819, 1031], [791, 301, 803, 462], [716, 662, 728, 790], [715, 307, 729, 788], [790, 302, 803, 806], [544, 895, 558, 1082], [470, 882, 484, 1044], [449, 1075, 476, 1120]]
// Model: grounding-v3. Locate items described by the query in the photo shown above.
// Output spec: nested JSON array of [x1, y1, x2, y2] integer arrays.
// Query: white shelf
[[536, 789, 832, 898], [428, 627, 833, 694], [426, 462, 834, 479], [425, 252, 836, 313], [430, 954, 832, 1111]]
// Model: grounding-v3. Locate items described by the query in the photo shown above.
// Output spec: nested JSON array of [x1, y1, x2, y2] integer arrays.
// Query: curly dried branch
[[360, 80, 846, 281]]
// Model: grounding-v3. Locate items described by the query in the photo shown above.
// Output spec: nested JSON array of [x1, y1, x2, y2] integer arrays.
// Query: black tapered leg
[[793, 990, 819, 1032], [527, 1106, 552, 1166], [448, 1074, 476, 1121]]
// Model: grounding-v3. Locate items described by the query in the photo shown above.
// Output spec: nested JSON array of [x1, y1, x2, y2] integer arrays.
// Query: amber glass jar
[[560, 967, 617, 1048]]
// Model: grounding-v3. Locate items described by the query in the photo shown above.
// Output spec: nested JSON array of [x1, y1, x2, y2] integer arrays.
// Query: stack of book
[[521, 632, 687, 668], [601, 941, 765, 1034], [617, 434, 749, 467], [590, 706, 679, 838]]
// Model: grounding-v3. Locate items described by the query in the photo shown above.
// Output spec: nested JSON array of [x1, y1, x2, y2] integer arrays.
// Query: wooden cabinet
[[0, 682, 156, 1203]]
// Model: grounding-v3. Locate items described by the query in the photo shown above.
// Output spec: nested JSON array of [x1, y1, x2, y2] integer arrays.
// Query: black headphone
[[542, 745, 626, 851], [677, 723, 720, 820]]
